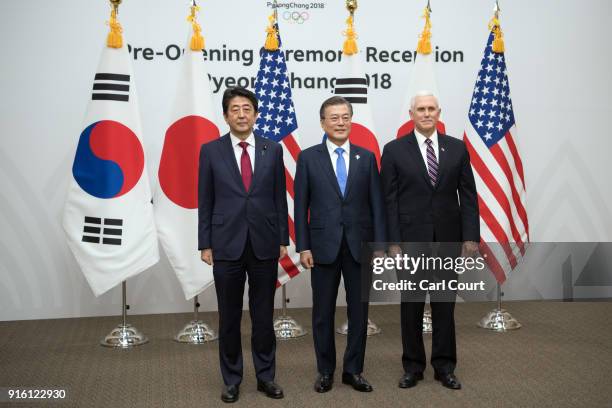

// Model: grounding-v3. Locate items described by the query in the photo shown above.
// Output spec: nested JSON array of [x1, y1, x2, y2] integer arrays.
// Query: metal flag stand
[[336, 318, 382, 336], [274, 285, 307, 339], [175, 295, 218, 343], [101, 281, 149, 348], [478, 282, 521, 331]]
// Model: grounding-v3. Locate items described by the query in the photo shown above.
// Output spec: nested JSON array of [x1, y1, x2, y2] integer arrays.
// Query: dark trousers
[[213, 237, 278, 385], [400, 241, 459, 375], [311, 236, 368, 375], [401, 301, 456, 375]]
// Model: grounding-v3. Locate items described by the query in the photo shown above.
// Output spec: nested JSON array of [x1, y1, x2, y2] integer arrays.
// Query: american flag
[[253, 27, 303, 286], [463, 31, 529, 283]]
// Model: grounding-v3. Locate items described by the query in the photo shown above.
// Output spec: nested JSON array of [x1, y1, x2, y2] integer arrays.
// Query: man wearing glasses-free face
[[294, 96, 386, 394]]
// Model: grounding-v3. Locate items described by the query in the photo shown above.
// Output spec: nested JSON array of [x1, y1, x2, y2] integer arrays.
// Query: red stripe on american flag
[[477, 193, 518, 269], [505, 131, 530, 241], [282, 134, 301, 162], [285, 168, 295, 200], [278, 133, 302, 287], [287, 215, 296, 244], [505, 132, 526, 191], [490, 141, 529, 248], [479, 241, 507, 283], [279, 255, 300, 278], [464, 135, 524, 247]]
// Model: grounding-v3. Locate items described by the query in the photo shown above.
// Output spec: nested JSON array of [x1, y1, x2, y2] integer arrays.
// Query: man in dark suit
[[198, 87, 289, 403], [294, 96, 386, 394], [380, 91, 479, 391]]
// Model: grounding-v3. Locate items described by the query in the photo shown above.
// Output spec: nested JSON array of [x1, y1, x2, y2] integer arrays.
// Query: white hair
[[409, 90, 440, 111]]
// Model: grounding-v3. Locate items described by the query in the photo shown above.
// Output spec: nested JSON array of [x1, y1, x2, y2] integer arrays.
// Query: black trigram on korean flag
[[82, 216, 123, 245], [333, 77, 368, 104], [91, 73, 130, 102]]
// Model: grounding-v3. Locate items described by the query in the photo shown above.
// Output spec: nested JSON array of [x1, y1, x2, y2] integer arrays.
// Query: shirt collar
[[415, 129, 438, 148], [230, 132, 255, 147], [326, 137, 350, 156]]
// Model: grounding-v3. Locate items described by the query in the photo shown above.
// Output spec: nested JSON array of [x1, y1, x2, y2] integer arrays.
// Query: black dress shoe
[[341, 373, 373, 392], [398, 372, 424, 389], [257, 380, 284, 399], [314, 373, 333, 393], [434, 372, 462, 390], [221, 384, 239, 403]]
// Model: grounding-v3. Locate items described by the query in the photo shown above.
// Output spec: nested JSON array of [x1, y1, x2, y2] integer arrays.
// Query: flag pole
[[255, 5, 306, 340], [172, 0, 217, 343], [97, 0, 148, 348], [274, 283, 308, 339], [476, 0, 521, 332], [175, 295, 219, 343], [334, 0, 381, 337], [101, 281, 149, 347], [419, 0, 434, 334]]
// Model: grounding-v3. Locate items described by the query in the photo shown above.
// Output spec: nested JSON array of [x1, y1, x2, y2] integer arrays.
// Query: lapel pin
[[441, 147, 445, 152], [355, 154, 360, 160]]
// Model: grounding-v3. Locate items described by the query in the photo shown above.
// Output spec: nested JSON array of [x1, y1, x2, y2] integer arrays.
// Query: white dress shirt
[[415, 130, 439, 173], [230, 132, 255, 174], [326, 138, 350, 175]]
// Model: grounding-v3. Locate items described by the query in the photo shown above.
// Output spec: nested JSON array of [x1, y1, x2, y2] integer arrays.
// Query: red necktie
[[238, 141, 252, 191]]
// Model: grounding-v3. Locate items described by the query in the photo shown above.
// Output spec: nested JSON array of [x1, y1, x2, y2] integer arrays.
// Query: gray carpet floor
[[1, 301, 611, 408]]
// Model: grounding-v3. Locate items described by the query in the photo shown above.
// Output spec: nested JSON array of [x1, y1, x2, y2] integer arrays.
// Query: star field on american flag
[[253, 42, 298, 142], [468, 32, 515, 148]]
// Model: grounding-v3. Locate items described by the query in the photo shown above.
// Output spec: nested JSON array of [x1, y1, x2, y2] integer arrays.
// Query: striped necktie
[[425, 138, 438, 186]]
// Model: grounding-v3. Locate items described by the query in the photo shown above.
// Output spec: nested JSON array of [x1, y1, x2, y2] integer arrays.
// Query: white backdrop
[[1, 0, 611, 321]]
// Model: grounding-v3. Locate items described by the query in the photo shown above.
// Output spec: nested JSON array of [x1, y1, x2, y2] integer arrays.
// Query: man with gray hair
[[380, 91, 479, 390]]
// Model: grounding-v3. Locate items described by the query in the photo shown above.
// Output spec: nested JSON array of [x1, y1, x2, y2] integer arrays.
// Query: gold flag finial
[[346, 0, 358, 15], [106, 0, 123, 48], [343, 0, 358, 55], [488, 1, 505, 53], [187, 1, 205, 51], [416, 3, 432, 55]]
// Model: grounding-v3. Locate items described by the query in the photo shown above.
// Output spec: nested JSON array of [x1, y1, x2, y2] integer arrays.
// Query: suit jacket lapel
[[316, 142, 343, 199], [220, 134, 245, 189], [405, 133, 433, 189], [250, 136, 266, 193], [435, 134, 449, 189], [343, 144, 360, 200]]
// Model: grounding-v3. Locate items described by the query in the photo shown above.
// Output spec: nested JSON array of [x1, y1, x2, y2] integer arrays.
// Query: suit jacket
[[294, 142, 386, 264], [198, 133, 289, 260], [380, 132, 479, 243]]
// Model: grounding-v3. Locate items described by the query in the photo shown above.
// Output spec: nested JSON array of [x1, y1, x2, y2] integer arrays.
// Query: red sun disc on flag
[[349, 122, 381, 168], [158, 115, 220, 209]]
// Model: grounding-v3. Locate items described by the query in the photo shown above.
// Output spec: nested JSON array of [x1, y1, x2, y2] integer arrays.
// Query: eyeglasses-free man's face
[[320, 104, 352, 146], [223, 96, 257, 138], [409, 95, 441, 137]]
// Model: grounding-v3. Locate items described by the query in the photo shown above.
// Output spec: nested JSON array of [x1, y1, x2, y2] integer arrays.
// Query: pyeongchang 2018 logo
[[267, 1, 326, 25]]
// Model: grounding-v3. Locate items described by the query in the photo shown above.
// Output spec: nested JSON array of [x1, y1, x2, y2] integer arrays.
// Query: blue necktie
[[335, 147, 347, 196]]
